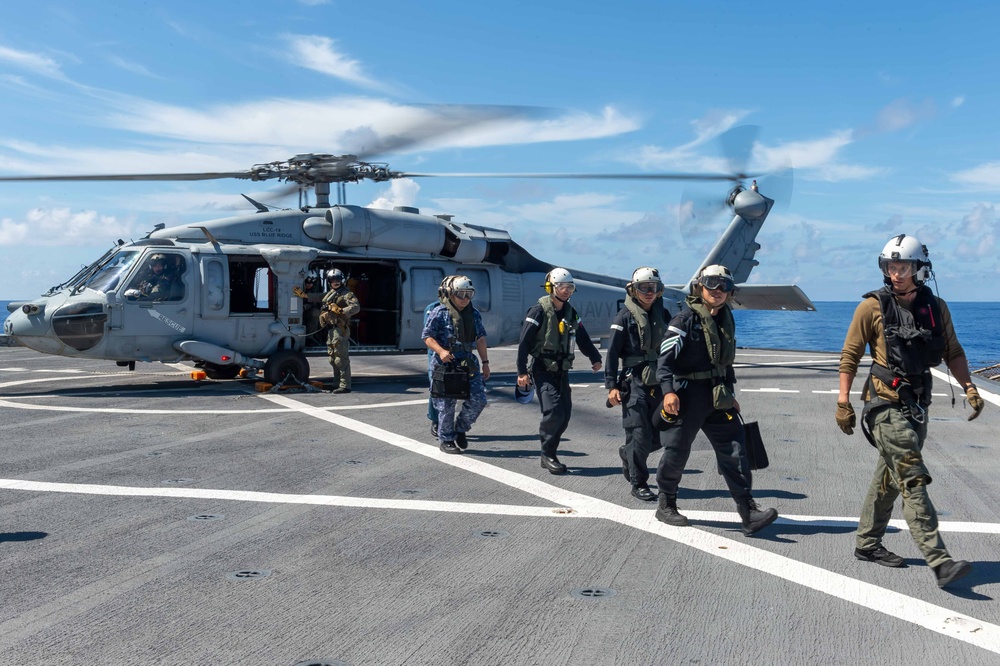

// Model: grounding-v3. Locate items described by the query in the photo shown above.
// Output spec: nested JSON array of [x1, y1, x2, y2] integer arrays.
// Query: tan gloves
[[292, 286, 307, 298], [836, 401, 856, 435], [966, 385, 984, 421], [327, 303, 343, 315]]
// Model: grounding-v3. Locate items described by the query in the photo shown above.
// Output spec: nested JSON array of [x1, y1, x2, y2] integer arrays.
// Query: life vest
[[674, 295, 736, 382], [531, 296, 578, 372], [622, 296, 666, 385], [864, 285, 945, 405]]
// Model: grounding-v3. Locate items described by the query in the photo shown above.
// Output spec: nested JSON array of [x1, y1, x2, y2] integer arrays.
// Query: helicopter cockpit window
[[82, 251, 142, 294], [124, 252, 187, 302]]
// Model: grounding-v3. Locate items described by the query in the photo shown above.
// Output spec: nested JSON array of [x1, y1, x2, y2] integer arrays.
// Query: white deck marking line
[[0, 396, 428, 414], [0, 374, 124, 390], [0, 480, 560, 517], [0, 368, 87, 373], [733, 359, 840, 367], [811, 390, 863, 394], [740, 388, 799, 393], [933, 368, 1000, 407], [252, 391, 1000, 653]]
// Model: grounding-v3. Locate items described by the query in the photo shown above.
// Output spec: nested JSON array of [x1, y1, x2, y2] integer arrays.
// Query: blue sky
[[1, 1, 999, 301]]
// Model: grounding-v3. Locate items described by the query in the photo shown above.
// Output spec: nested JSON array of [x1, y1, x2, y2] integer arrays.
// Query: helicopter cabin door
[[115, 249, 195, 361]]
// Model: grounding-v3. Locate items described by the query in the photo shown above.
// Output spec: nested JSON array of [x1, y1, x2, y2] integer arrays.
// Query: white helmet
[[630, 266, 662, 284], [878, 234, 932, 285], [327, 268, 345, 283], [697, 264, 735, 293], [439, 275, 475, 299], [545, 268, 575, 294]]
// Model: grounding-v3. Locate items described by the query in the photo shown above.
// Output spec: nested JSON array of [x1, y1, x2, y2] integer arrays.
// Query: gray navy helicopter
[[2, 124, 813, 384]]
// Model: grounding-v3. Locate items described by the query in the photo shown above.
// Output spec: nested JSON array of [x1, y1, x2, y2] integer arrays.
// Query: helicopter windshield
[[77, 250, 143, 294]]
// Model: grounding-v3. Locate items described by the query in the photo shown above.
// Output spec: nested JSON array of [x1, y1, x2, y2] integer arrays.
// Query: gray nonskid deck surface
[[1, 346, 999, 665]]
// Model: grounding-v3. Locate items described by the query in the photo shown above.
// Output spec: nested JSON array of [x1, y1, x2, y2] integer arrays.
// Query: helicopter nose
[[4, 305, 67, 355]]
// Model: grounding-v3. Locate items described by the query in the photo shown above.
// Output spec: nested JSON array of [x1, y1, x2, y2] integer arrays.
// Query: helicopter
[[2, 133, 813, 385]]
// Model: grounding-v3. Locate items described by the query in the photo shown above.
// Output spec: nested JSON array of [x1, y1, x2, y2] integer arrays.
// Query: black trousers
[[621, 377, 663, 487], [533, 368, 572, 458], [655, 382, 752, 501]]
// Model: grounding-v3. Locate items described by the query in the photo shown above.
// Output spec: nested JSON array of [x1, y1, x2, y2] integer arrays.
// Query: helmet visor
[[700, 275, 734, 293], [882, 261, 916, 278], [634, 282, 662, 295]]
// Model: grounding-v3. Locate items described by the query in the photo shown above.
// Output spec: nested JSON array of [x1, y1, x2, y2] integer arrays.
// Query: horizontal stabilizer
[[729, 284, 815, 311]]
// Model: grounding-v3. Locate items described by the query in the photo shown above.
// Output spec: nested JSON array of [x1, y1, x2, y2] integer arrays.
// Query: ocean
[[3, 299, 999, 370]]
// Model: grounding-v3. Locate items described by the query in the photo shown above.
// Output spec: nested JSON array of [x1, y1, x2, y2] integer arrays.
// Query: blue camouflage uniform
[[422, 304, 488, 443]]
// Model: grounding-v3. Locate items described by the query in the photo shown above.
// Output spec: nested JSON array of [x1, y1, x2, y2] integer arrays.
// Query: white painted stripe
[[0, 396, 428, 415], [740, 388, 799, 393], [933, 368, 1000, 406], [811, 390, 863, 394], [733, 359, 840, 367], [0, 368, 86, 373], [0, 479, 562, 517]]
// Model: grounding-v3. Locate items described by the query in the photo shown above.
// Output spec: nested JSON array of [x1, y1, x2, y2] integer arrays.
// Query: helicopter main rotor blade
[[396, 171, 748, 182], [0, 172, 250, 182], [718, 125, 760, 179]]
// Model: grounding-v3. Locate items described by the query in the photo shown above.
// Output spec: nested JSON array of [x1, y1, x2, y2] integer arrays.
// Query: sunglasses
[[700, 276, 735, 293], [634, 283, 661, 295], [453, 290, 475, 299]]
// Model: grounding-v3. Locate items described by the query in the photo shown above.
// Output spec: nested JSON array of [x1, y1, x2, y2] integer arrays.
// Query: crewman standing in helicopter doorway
[[293, 273, 325, 347], [517, 268, 603, 474], [605, 267, 667, 501], [321, 268, 360, 394]]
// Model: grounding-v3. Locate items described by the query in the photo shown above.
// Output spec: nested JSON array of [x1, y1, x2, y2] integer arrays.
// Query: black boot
[[655, 494, 689, 526], [736, 497, 778, 536]]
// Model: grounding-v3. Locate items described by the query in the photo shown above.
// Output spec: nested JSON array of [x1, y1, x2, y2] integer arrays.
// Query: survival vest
[[622, 297, 667, 385], [674, 295, 736, 382], [863, 285, 946, 409], [531, 296, 578, 372]]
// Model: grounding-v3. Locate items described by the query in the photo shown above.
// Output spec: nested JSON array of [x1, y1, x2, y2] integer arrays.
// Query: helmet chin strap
[[551, 292, 569, 304]]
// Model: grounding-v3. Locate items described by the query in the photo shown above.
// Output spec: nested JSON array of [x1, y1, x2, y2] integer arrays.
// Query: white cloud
[[873, 98, 935, 133], [755, 130, 854, 171], [951, 96, 965, 108], [0, 207, 135, 246], [951, 162, 1000, 191], [108, 55, 160, 79], [368, 179, 421, 210], [281, 34, 385, 91], [0, 45, 63, 78]]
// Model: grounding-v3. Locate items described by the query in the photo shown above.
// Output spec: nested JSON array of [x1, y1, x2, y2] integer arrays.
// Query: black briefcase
[[742, 419, 770, 471], [431, 363, 471, 400]]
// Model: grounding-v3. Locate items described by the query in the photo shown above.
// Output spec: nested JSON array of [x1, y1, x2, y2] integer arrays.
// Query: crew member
[[139, 253, 175, 300], [516, 268, 603, 474], [422, 275, 490, 454], [837, 234, 983, 588], [424, 298, 441, 439], [321, 268, 361, 394], [654, 264, 778, 536], [606, 267, 667, 501]]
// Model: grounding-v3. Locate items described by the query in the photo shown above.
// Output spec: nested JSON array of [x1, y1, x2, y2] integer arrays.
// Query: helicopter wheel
[[202, 363, 242, 380], [263, 350, 311, 385]]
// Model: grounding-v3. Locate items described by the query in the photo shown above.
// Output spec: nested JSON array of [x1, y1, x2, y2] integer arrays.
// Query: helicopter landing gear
[[263, 350, 310, 385], [201, 363, 242, 380]]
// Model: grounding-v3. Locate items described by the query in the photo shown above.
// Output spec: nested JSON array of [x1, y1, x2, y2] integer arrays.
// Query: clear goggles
[[634, 282, 662, 295], [699, 275, 735, 293], [881, 261, 916, 278], [552, 282, 576, 293], [452, 289, 475, 300]]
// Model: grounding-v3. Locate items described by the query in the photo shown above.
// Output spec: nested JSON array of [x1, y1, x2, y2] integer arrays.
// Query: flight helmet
[[697, 265, 735, 293], [878, 234, 932, 285], [627, 266, 663, 297], [544, 268, 575, 294]]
